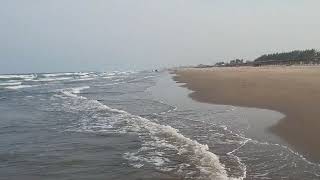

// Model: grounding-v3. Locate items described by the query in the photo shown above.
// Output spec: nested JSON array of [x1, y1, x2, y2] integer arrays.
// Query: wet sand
[[173, 66, 320, 162]]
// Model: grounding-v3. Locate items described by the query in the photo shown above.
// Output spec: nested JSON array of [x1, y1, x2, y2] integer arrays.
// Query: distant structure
[[214, 62, 226, 67], [214, 59, 252, 67], [195, 64, 215, 68]]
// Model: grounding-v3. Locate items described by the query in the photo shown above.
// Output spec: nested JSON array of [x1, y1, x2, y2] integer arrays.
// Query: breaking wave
[[5, 85, 36, 90], [53, 86, 241, 180], [0, 81, 22, 86], [0, 74, 36, 80]]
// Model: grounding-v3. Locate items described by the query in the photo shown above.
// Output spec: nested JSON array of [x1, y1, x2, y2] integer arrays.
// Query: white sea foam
[[0, 82, 22, 86], [128, 75, 155, 83], [60, 86, 90, 99], [72, 77, 95, 81], [0, 74, 36, 80], [101, 71, 136, 78], [71, 86, 90, 94], [43, 72, 74, 77], [42, 72, 90, 77], [41, 72, 97, 82], [54, 88, 240, 180], [102, 76, 114, 79], [250, 139, 320, 167], [31, 77, 73, 82], [5, 85, 35, 90]]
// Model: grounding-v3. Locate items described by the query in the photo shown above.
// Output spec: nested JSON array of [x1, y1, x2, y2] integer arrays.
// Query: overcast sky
[[1, 0, 320, 74]]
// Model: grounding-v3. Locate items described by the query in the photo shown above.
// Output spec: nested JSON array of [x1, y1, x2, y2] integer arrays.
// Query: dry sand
[[173, 66, 320, 162]]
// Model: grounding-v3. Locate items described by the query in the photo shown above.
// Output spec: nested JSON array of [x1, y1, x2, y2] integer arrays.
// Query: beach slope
[[173, 66, 320, 162]]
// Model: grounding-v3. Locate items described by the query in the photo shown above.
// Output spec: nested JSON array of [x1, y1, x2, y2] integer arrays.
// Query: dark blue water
[[0, 71, 319, 180]]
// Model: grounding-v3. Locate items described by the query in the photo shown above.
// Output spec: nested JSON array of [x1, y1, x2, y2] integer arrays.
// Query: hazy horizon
[[1, 1, 320, 74]]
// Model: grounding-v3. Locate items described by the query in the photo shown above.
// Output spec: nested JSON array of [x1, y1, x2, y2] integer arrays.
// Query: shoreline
[[173, 66, 320, 162]]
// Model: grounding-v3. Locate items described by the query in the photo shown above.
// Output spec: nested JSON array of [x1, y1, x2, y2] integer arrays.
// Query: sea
[[0, 70, 320, 180]]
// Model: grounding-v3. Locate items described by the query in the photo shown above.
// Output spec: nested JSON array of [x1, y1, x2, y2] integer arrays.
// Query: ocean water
[[0, 71, 319, 180]]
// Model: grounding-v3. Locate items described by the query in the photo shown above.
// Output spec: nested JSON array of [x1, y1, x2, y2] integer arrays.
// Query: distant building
[[229, 59, 244, 66], [195, 64, 214, 68], [215, 62, 225, 67]]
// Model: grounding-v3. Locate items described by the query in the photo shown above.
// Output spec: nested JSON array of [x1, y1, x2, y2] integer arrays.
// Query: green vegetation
[[254, 49, 320, 63], [212, 49, 320, 67]]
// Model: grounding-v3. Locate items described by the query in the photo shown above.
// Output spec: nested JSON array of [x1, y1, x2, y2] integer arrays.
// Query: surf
[[55, 86, 240, 180]]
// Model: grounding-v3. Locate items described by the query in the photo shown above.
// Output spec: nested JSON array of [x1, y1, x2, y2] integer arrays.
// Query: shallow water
[[0, 71, 319, 179]]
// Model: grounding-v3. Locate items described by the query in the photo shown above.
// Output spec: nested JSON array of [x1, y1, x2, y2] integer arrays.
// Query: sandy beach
[[173, 66, 320, 162]]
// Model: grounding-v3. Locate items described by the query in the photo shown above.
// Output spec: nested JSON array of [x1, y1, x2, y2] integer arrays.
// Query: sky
[[1, 0, 320, 74]]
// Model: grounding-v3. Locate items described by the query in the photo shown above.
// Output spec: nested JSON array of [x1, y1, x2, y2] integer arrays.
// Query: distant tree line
[[210, 49, 320, 68], [254, 49, 320, 63]]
